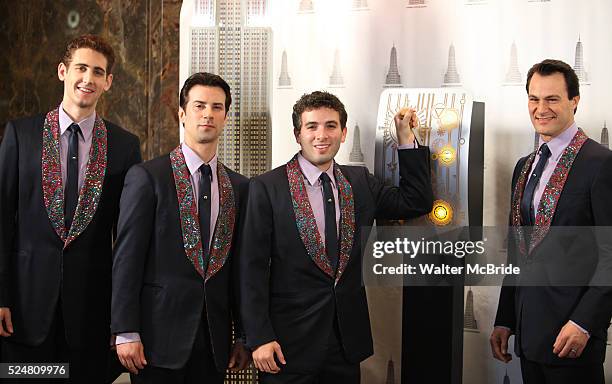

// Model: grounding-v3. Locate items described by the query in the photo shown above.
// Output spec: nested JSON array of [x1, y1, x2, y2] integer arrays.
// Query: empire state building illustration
[[189, 0, 272, 177], [384, 45, 402, 88], [573, 36, 589, 85], [442, 43, 461, 87]]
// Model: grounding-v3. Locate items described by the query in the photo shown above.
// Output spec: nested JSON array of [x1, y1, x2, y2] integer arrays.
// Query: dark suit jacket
[[240, 149, 433, 373], [110, 154, 249, 370], [0, 113, 141, 349], [495, 138, 612, 365]]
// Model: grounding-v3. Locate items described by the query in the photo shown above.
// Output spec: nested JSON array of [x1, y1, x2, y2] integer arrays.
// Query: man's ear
[[103, 73, 113, 92], [58, 62, 67, 81]]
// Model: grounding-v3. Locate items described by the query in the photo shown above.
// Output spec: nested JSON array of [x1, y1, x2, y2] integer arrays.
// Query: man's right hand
[[117, 341, 147, 374], [0, 307, 13, 337], [490, 327, 513, 363], [252, 341, 286, 374]]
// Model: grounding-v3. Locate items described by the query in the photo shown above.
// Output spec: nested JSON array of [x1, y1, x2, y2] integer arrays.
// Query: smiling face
[[179, 85, 228, 147], [295, 107, 347, 171], [58, 48, 113, 113], [528, 72, 579, 142]]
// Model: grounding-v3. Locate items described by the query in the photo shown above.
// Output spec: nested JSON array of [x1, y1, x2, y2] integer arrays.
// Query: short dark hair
[[292, 91, 348, 133], [179, 72, 232, 114], [61, 34, 116, 74], [526, 59, 580, 108]]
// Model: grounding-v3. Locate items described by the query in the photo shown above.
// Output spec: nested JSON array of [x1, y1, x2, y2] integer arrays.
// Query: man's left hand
[[228, 342, 251, 371], [553, 321, 589, 358], [394, 108, 418, 145]]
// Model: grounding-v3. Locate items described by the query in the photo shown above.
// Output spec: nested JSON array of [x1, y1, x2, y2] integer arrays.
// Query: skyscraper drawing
[[385, 358, 396, 384], [442, 43, 461, 86], [504, 41, 522, 85], [503, 369, 511, 384], [407, 0, 427, 7], [353, 0, 368, 9], [384, 45, 402, 88], [190, 0, 217, 74], [601, 121, 609, 149], [349, 123, 366, 167], [298, 0, 314, 13], [329, 48, 345, 87], [464, 287, 479, 332], [190, 0, 272, 177], [574, 36, 589, 84], [278, 49, 292, 88]]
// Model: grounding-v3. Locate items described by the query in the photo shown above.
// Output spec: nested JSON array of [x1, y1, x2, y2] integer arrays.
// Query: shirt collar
[[182, 142, 218, 180], [537, 122, 578, 162], [297, 152, 336, 188], [58, 102, 95, 142]]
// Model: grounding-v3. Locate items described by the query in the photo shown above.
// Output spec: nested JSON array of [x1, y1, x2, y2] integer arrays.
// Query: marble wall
[[0, 0, 183, 159]]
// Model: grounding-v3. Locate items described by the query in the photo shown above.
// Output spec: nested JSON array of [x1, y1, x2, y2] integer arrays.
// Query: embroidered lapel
[[286, 155, 355, 283], [41, 107, 108, 249], [170, 146, 236, 281], [511, 129, 588, 255]]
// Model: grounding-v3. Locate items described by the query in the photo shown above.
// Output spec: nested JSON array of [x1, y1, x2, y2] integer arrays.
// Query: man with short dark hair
[[111, 72, 250, 383], [491, 59, 612, 384], [240, 91, 433, 383], [0, 34, 142, 382]]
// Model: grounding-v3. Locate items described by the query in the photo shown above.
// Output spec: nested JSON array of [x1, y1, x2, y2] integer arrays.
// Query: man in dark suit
[[491, 59, 612, 384], [111, 72, 250, 384], [0, 35, 141, 382], [240, 91, 433, 383]]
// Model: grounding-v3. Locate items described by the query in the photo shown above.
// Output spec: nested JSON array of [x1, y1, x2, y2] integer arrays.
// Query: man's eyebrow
[[73, 63, 106, 73]]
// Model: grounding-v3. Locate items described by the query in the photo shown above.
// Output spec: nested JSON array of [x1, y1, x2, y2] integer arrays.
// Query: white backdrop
[[181, 1, 612, 382]]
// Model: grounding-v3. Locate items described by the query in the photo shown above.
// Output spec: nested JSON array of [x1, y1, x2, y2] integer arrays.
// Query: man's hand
[[394, 107, 418, 145], [0, 307, 13, 337], [490, 327, 512, 363], [252, 341, 286, 374], [228, 342, 251, 371], [553, 321, 589, 359], [116, 341, 147, 375]]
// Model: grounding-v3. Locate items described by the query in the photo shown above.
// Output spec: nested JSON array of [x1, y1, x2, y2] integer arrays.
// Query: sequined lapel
[[41, 107, 108, 249], [511, 129, 588, 255], [286, 155, 355, 283], [170, 146, 236, 281]]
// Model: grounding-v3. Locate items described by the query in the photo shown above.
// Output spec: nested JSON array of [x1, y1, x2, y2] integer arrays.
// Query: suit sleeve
[[570, 154, 612, 333], [370, 147, 434, 219], [0, 122, 18, 307], [239, 177, 277, 350], [112, 134, 142, 241], [230, 178, 249, 342], [493, 160, 524, 331], [111, 164, 155, 334]]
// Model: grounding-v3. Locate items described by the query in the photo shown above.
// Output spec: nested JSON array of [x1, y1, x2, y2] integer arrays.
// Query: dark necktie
[[320, 172, 339, 273], [520, 143, 551, 226], [198, 164, 213, 265], [64, 123, 81, 230]]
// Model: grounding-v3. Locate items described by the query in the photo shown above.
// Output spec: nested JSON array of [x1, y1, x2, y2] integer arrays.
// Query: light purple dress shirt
[[529, 123, 578, 215], [115, 144, 220, 345], [58, 103, 95, 192]]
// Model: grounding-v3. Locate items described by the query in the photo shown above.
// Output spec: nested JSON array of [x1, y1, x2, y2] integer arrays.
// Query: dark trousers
[[260, 321, 360, 384], [520, 358, 605, 384], [130, 319, 224, 384], [1, 305, 108, 384]]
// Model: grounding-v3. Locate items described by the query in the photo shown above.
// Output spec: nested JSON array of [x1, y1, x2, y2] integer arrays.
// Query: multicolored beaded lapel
[[511, 129, 588, 255], [41, 107, 107, 249], [286, 155, 355, 283], [170, 145, 236, 281]]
